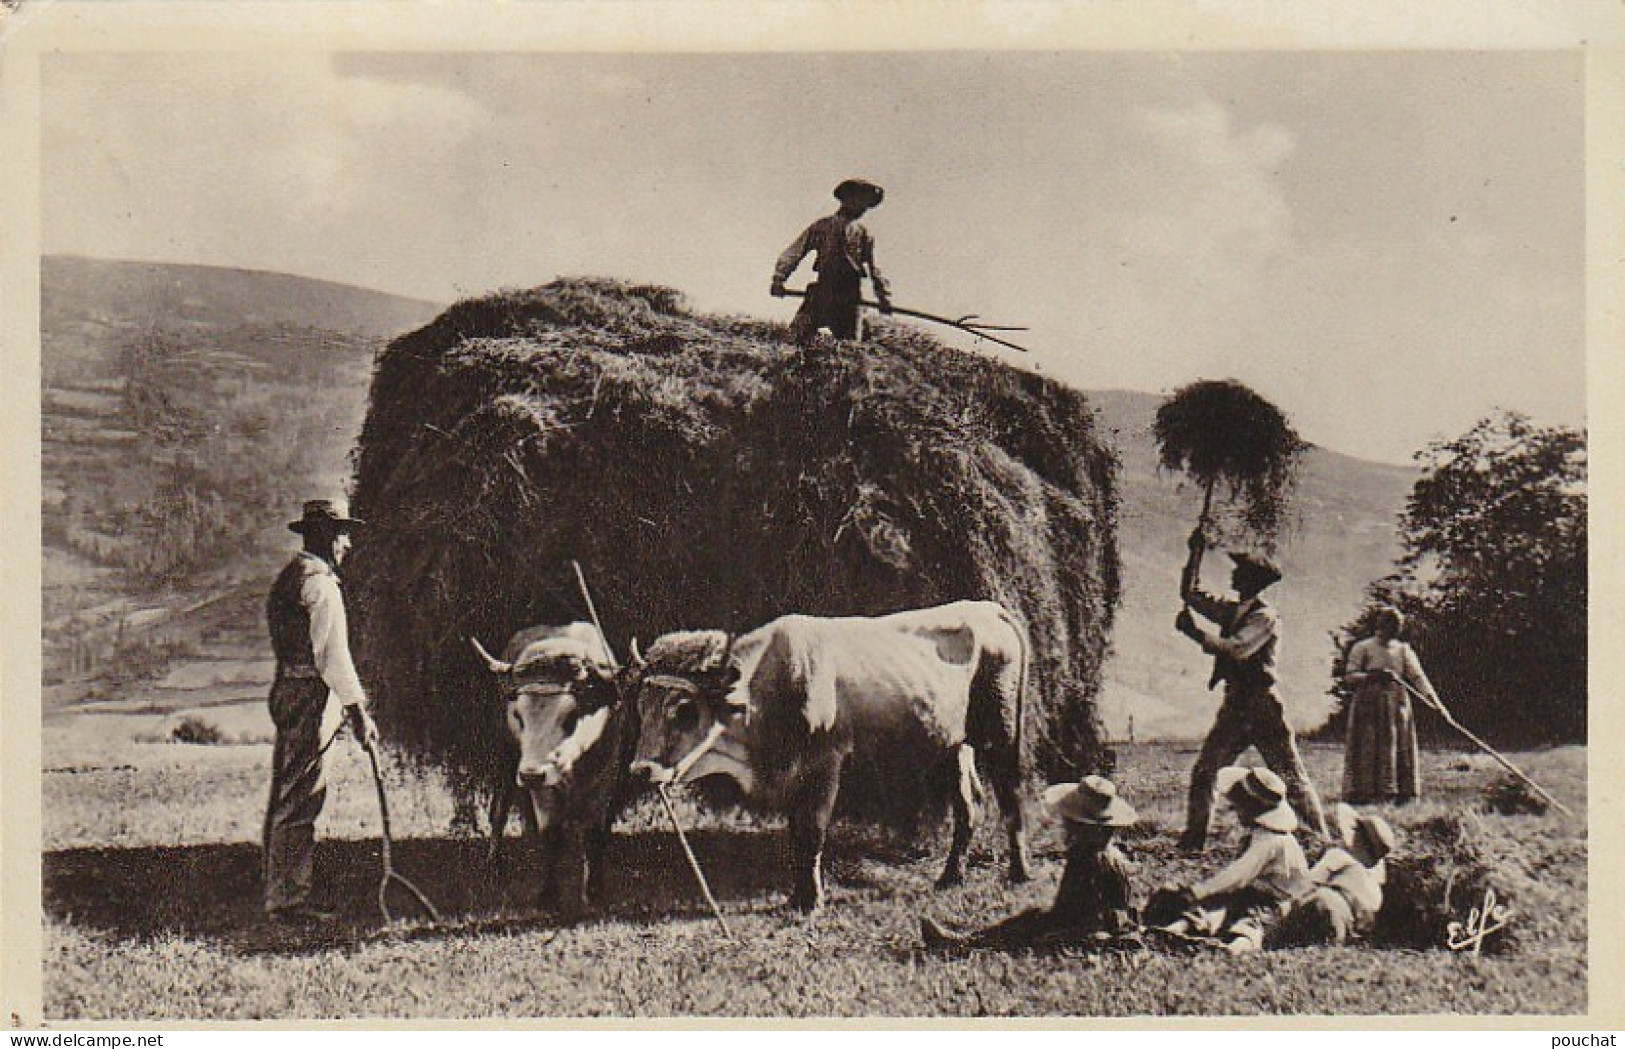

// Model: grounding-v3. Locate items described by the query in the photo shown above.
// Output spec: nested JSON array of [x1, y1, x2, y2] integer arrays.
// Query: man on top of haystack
[[771, 177, 893, 345]]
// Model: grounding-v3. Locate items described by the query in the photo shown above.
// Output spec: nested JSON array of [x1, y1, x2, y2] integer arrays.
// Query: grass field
[[42, 703, 1586, 1019]]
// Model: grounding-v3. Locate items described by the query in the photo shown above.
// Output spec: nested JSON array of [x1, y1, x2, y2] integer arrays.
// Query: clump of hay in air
[[1153, 379, 1307, 550], [344, 278, 1122, 824]]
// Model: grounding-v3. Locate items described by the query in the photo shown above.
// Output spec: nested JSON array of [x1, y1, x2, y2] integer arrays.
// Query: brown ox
[[471, 621, 632, 914], [628, 600, 1032, 911]]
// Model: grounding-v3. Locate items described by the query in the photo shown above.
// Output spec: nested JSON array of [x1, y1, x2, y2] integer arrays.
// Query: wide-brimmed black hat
[[834, 178, 885, 207], [1228, 550, 1282, 586], [288, 499, 363, 535]]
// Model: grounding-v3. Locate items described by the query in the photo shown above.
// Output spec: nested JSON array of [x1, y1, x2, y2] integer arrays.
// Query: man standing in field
[[1174, 527, 1329, 851], [262, 499, 378, 925], [771, 177, 893, 345]]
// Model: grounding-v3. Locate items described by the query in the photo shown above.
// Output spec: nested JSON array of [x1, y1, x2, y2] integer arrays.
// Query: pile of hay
[[346, 279, 1121, 814], [1374, 812, 1518, 954]]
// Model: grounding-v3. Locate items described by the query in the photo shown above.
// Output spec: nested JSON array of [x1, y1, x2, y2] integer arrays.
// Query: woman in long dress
[[1341, 607, 1443, 804]]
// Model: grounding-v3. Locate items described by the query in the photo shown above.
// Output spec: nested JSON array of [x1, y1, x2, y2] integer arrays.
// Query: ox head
[[471, 632, 620, 831], [626, 631, 744, 789]]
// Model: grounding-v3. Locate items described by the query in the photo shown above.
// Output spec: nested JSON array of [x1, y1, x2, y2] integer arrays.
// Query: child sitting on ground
[[920, 775, 1140, 953], [1270, 802, 1394, 947], [1152, 765, 1313, 953]]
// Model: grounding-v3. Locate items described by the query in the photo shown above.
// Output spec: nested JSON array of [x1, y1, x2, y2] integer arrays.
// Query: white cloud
[[1118, 98, 1295, 298]]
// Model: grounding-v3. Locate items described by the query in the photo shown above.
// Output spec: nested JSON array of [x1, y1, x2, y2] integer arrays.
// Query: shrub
[[169, 715, 226, 746]]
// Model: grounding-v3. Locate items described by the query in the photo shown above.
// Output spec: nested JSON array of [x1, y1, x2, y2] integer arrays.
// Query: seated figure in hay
[[920, 775, 1140, 954], [1270, 803, 1395, 948], [1150, 766, 1312, 953]]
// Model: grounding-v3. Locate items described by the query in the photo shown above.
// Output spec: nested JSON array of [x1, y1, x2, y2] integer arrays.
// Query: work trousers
[[1185, 690, 1329, 845], [263, 675, 330, 914], [1271, 886, 1361, 947], [789, 272, 863, 344]]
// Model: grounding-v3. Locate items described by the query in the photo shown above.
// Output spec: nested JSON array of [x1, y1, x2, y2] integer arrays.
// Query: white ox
[[471, 621, 627, 913], [629, 600, 1032, 911]]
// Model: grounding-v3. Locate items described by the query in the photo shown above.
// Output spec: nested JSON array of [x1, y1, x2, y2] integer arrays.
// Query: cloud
[[44, 53, 490, 263], [1118, 98, 1295, 299]]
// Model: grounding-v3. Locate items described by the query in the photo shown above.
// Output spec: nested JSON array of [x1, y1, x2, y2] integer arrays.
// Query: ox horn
[[469, 636, 514, 675], [629, 637, 646, 669]]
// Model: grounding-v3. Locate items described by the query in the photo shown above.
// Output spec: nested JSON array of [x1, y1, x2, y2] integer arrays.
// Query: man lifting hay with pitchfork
[[771, 177, 894, 346]]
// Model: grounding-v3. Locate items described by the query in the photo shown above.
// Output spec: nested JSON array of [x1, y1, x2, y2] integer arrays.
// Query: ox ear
[[470, 636, 514, 675]]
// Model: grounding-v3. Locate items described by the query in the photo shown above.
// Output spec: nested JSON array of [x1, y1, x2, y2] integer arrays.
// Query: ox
[[471, 621, 634, 914], [628, 600, 1032, 911]]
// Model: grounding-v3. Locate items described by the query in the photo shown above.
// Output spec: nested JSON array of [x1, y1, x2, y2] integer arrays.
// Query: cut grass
[[42, 735, 1586, 1018]]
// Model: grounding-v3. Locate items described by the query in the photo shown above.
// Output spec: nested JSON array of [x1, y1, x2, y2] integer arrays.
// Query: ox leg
[[553, 829, 592, 922], [986, 744, 1032, 883], [937, 745, 984, 889], [486, 780, 515, 866], [585, 809, 615, 905], [787, 755, 844, 913]]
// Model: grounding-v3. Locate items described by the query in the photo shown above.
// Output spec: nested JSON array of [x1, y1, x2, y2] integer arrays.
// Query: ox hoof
[[934, 869, 965, 890], [1007, 864, 1032, 886]]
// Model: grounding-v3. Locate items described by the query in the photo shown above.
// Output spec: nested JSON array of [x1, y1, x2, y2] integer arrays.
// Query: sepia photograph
[[2, 0, 1616, 1027]]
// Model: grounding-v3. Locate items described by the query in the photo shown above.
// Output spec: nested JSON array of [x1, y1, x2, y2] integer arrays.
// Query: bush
[[169, 715, 226, 746]]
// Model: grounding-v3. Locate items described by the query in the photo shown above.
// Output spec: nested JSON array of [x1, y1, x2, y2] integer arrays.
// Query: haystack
[[346, 279, 1120, 814]]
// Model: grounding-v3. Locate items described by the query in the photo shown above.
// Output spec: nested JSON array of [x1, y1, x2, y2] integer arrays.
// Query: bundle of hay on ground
[[345, 278, 1121, 822], [1374, 812, 1518, 954]]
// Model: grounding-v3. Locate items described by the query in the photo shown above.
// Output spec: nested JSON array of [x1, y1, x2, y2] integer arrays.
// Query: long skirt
[[1342, 682, 1420, 802]]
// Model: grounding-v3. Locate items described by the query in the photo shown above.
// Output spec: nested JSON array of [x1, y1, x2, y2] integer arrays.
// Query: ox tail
[[1002, 604, 1029, 774]]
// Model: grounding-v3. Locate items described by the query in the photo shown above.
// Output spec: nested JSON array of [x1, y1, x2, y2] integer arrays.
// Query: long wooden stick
[[571, 559, 619, 668], [658, 784, 734, 939], [1394, 677, 1575, 818], [779, 287, 1031, 354]]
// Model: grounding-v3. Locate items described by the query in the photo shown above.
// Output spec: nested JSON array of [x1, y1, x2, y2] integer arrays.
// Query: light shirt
[[1187, 587, 1280, 688], [1194, 826, 1311, 901], [773, 213, 892, 300], [1307, 847, 1386, 921], [1347, 636, 1440, 707], [300, 555, 368, 709]]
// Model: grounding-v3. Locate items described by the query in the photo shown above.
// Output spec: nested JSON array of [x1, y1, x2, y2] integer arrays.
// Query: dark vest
[[267, 554, 326, 669], [1209, 597, 1276, 692]]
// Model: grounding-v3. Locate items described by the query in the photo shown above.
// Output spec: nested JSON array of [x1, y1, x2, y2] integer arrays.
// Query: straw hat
[[1333, 802, 1395, 862], [288, 499, 362, 535], [1041, 775, 1137, 827], [1217, 766, 1297, 832]]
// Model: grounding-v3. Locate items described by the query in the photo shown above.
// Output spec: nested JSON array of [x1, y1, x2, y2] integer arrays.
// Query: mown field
[[42, 705, 1586, 1020]]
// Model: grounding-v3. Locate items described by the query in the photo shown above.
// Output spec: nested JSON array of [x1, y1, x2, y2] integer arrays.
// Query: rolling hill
[[40, 256, 442, 698], [39, 258, 1416, 739]]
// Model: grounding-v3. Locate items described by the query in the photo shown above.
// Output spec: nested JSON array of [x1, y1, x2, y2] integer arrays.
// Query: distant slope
[[40, 256, 442, 696], [1089, 389, 1416, 739], [43, 255, 438, 342]]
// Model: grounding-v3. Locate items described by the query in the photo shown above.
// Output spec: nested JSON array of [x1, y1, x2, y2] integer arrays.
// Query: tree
[[1330, 411, 1586, 746]]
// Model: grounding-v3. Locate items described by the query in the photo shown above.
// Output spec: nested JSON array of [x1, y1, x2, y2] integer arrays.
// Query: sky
[[41, 49, 1584, 464]]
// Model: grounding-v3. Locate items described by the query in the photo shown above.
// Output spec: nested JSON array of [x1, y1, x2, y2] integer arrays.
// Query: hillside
[[40, 257, 442, 699], [1089, 389, 1416, 739]]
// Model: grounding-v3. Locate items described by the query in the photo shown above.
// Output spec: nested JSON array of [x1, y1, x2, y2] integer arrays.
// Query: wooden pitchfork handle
[[777, 286, 1032, 354], [1391, 675, 1575, 819], [658, 784, 734, 940]]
